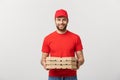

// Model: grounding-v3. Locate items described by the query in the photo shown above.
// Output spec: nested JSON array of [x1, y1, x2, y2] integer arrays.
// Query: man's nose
[[60, 20, 64, 24]]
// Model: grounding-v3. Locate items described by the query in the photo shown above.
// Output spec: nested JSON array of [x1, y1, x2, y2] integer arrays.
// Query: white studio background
[[0, 0, 120, 80]]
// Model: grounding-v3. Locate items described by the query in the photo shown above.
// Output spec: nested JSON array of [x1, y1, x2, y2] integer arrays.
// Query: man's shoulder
[[44, 31, 56, 39], [68, 30, 80, 37]]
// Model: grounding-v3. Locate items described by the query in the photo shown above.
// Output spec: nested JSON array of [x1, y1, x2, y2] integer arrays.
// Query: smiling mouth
[[59, 25, 65, 28], [59, 24, 65, 26]]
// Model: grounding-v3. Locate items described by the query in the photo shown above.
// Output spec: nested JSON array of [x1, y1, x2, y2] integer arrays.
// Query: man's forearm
[[76, 50, 85, 69], [41, 53, 49, 68]]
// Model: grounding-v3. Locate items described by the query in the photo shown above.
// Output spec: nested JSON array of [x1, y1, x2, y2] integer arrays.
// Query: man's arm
[[41, 52, 49, 70], [76, 50, 85, 69]]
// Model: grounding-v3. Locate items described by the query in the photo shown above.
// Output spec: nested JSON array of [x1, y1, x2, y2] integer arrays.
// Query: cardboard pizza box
[[45, 57, 77, 69]]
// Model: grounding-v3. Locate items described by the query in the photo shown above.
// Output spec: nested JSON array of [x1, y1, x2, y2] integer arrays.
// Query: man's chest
[[49, 37, 75, 52]]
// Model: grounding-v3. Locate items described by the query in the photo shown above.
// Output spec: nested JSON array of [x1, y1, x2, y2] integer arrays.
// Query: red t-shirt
[[42, 30, 83, 77]]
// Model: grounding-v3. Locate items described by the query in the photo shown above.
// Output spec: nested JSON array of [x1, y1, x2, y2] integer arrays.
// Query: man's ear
[[67, 18, 69, 23]]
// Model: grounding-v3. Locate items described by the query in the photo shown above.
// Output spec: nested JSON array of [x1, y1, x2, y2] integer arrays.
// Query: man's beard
[[56, 25, 67, 32]]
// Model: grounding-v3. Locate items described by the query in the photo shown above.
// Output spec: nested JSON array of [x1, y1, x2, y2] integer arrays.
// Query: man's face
[[55, 17, 68, 32]]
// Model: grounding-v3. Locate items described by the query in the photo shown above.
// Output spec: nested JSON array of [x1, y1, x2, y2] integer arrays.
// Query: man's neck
[[56, 30, 67, 34]]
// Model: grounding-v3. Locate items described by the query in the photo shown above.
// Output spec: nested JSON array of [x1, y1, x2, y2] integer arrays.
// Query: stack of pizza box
[[46, 57, 77, 69]]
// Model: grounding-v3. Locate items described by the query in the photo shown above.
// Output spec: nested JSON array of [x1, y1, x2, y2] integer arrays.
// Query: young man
[[41, 9, 84, 80]]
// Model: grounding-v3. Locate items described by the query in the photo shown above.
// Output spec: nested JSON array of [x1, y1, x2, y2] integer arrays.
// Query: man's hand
[[77, 58, 83, 69], [41, 59, 49, 70]]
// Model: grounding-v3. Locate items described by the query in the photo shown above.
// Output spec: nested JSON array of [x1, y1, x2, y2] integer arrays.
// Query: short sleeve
[[75, 36, 83, 51], [41, 37, 50, 53]]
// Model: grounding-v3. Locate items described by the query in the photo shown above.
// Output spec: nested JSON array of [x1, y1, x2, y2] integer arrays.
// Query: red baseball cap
[[55, 9, 68, 18]]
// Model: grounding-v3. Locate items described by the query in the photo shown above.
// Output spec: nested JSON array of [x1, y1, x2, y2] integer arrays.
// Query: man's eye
[[63, 19, 66, 21], [57, 19, 61, 21]]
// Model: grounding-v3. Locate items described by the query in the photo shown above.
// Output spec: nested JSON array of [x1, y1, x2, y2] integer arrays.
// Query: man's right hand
[[41, 60, 48, 70]]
